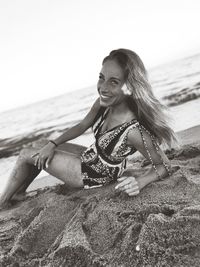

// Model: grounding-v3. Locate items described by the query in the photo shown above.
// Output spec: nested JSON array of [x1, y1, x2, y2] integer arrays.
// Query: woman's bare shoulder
[[91, 97, 100, 111], [79, 98, 101, 130]]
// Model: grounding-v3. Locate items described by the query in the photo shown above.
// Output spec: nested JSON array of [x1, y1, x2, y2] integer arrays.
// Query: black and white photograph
[[0, 0, 200, 266]]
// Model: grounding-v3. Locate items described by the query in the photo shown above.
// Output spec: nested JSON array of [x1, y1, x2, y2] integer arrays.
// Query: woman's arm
[[51, 98, 101, 146], [115, 125, 171, 196], [32, 98, 101, 169]]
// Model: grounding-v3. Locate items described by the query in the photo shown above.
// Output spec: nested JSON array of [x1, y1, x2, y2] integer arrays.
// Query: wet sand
[[0, 125, 200, 266]]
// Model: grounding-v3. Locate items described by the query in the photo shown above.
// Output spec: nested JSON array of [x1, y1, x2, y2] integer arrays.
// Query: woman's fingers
[[42, 159, 47, 169], [32, 150, 48, 169], [35, 156, 39, 168], [38, 157, 42, 169], [31, 152, 39, 158], [45, 152, 55, 169], [46, 155, 53, 168], [40, 157, 46, 169], [125, 184, 139, 193], [33, 154, 45, 169], [115, 177, 129, 189], [32, 149, 54, 169], [31, 152, 40, 168], [115, 176, 136, 189], [125, 186, 140, 196], [117, 176, 127, 182], [32, 146, 55, 169], [45, 160, 48, 169], [115, 176, 140, 196], [128, 190, 140, 196], [123, 184, 139, 195], [39, 156, 49, 169]]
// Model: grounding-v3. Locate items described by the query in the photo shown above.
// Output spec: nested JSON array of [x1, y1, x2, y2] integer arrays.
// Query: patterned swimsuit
[[80, 108, 139, 188]]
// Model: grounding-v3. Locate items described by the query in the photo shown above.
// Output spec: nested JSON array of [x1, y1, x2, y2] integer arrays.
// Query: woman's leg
[[43, 149, 83, 188], [0, 148, 42, 207], [14, 142, 86, 196], [57, 142, 86, 155], [0, 143, 85, 208]]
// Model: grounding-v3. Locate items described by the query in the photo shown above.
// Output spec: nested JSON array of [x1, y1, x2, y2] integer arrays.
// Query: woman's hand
[[31, 142, 56, 169], [115, 176, 140, 196]]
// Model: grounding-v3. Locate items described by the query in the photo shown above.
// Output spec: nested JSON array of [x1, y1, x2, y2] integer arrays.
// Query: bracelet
[[49, 140, 58, 147]]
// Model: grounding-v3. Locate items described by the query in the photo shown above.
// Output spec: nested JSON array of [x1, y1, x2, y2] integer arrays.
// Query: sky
[[0, 0, 200, 113]]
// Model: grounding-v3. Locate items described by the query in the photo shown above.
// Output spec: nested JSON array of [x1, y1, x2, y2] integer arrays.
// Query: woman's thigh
[[44, 150, 84, 188], [22, 147, 84, 189], [33, 140, 86, 156], [56, 142, 87, 156]]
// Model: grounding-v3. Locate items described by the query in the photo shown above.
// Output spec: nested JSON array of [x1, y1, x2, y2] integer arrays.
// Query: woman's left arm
[[115, 125, 171, 196]]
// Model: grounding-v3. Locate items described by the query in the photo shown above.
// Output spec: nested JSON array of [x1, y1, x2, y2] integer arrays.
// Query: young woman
[[0, 49, 177, 209]]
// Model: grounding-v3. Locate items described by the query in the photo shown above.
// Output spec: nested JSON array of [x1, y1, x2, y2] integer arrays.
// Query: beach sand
[[0, 125, 200, 266]]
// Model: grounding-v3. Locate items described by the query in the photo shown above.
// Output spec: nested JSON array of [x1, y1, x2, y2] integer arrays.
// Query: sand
[[0, 125, 200, 266]]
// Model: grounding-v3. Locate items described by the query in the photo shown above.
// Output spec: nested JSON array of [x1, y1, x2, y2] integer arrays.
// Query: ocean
[[0, 53, 200, 192]]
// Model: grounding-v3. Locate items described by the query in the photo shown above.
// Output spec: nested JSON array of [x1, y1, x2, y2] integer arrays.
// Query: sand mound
[[0, 136, 200, 266]]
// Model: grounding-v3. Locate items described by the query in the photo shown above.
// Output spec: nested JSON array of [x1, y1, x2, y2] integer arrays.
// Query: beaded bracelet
[[49, 140, 58, 147]]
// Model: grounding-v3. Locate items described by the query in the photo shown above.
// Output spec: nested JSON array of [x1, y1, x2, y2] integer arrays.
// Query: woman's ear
[[121, 84, 132, 96]]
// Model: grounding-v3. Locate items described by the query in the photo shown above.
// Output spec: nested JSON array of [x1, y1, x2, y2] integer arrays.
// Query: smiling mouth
[[100, 94, 111, 99]]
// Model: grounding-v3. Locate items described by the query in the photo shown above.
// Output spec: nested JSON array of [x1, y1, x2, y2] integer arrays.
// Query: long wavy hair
[[102, 48, 178, 147]]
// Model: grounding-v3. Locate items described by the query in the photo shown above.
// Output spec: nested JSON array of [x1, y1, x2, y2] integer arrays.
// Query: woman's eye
[[110, 80, 118, 85]]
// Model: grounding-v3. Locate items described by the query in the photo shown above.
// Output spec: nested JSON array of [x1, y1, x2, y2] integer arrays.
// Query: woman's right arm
[[32, 98, 101, 169], [52, 97, 101, 146]]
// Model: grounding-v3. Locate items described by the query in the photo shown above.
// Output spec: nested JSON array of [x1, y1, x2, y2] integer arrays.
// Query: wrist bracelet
[[49, 140, 58, 147]]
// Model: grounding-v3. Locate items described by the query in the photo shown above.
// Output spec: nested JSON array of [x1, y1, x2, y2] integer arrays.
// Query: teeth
[[101, 94, 110, 99]]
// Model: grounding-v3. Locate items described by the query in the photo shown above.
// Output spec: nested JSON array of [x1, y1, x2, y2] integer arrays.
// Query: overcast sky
[[0, 0, 200, 113]]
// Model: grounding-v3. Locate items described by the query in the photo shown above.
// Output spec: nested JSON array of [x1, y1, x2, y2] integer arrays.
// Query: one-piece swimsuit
[[80, 107, 139, 188]]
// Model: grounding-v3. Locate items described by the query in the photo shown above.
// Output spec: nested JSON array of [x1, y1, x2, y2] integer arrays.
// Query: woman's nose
[[99, 81, 108, 92]]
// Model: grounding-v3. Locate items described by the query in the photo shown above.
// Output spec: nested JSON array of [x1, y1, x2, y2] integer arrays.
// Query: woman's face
[[97, 59, 127, 107]]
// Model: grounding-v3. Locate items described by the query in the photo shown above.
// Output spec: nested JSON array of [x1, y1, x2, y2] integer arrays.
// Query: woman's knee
[[19, 147, 38, 164]]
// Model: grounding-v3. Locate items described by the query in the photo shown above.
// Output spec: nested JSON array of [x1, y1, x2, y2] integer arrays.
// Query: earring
[[122, 84, 132, 96]]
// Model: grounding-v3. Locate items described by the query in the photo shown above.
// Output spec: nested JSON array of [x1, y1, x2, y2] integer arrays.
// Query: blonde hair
[[103, 48, 178, 147]]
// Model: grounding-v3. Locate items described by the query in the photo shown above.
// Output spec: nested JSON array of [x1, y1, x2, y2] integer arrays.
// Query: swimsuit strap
[[138, 124, 172, 180], [92, 107, 107, 135], [100, 119, 138, 157]]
